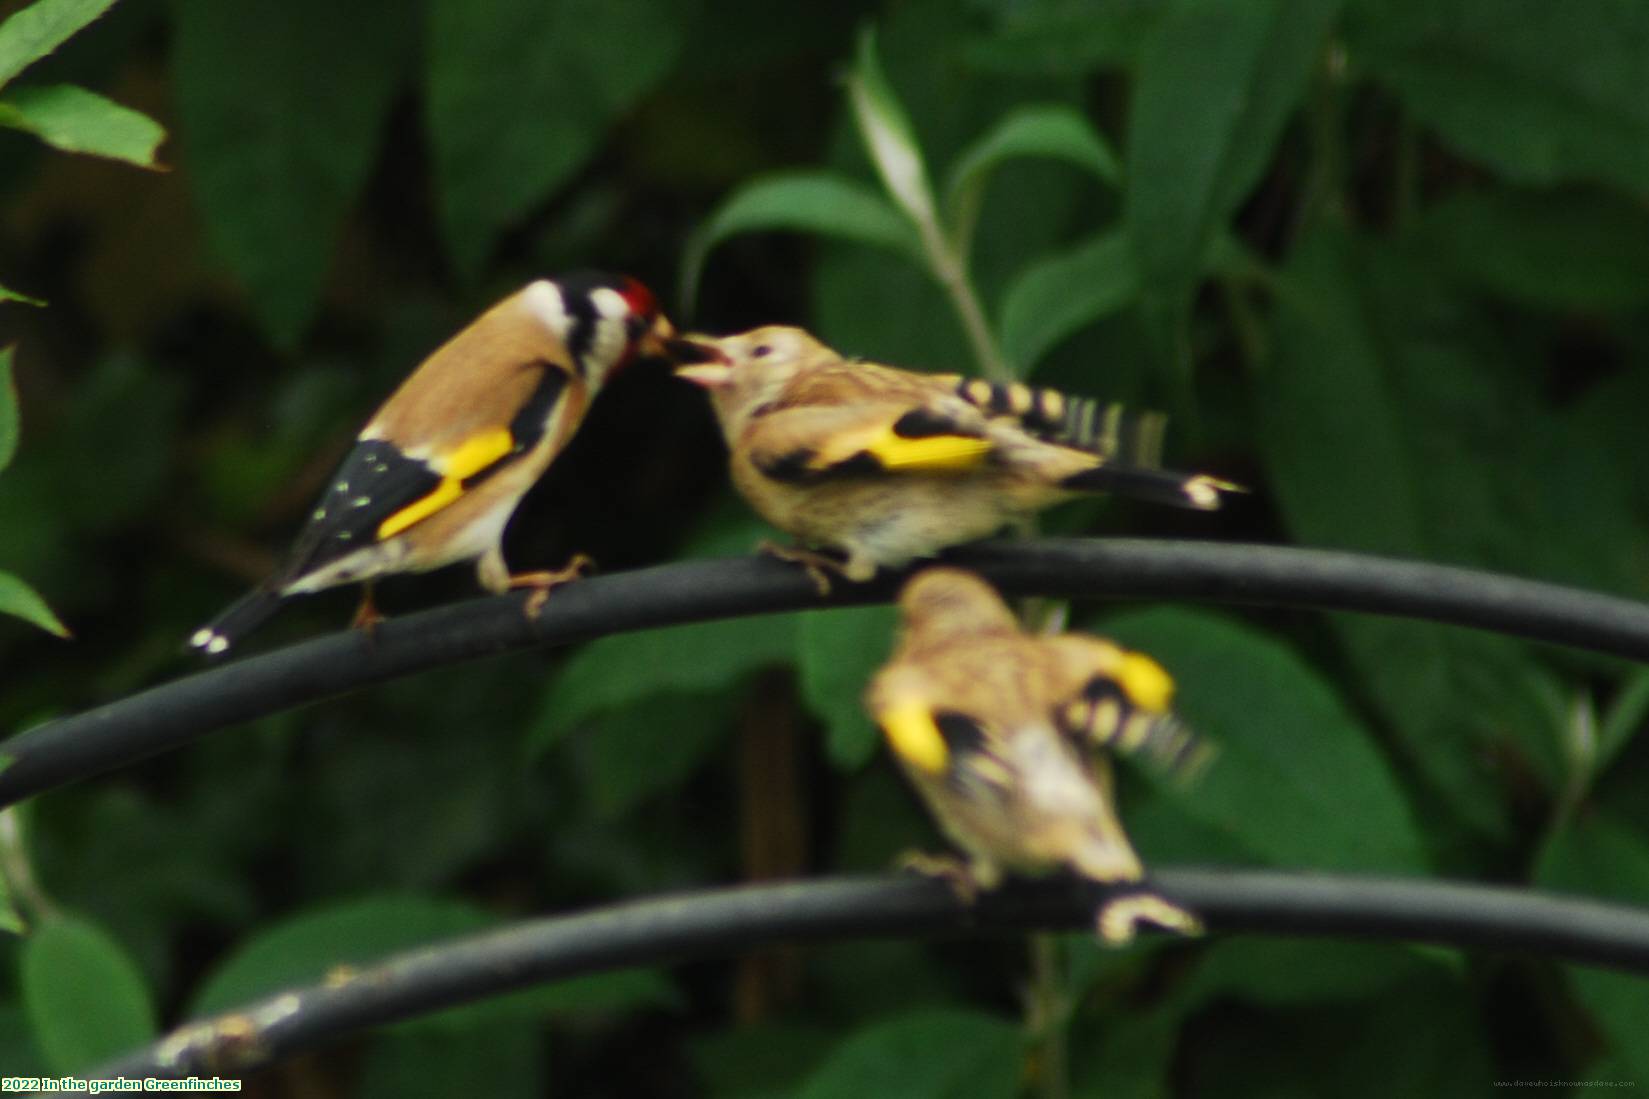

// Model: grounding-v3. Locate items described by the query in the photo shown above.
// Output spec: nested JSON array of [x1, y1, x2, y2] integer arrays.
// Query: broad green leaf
[[0, 344, 16, 470], [798, 604, 899, 769], [0, 570, 68, 638], [1419, 188, 1649, 312], [0, 0, 118, 87], [1535, 810, 1649, 1083], [21, 914, 156, 1072], [682, 171, 922, 312], [1102, 607, 1427, 871], [427, 0, 684, 276], [999, 230, 1139, 373], [1348, 0, 1649, 195], [529, 614, 795, 758], [189, 894, 492, 1018], [584, 690, 738, 818], [1125, 0, 1339, 306], [690, 1022, 836, 1099], [1260, 226, 1573, 840], [172, 0, 413, 347], [846, 26, 939, 235], [795, 1008, 1021, 1099], [0, 83, 163, 166], [1179, 939, 1437, 1007], [964, 0, 1166, 76], [0, 284, 45, 306], [945, 104, 1119, 255]]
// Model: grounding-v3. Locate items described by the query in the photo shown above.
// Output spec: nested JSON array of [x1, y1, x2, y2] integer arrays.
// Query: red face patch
[[619, 276, 659, 320]]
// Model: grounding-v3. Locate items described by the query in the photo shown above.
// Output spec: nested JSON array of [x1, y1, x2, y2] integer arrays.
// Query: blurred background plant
[[4, 0, 1649, 1092]]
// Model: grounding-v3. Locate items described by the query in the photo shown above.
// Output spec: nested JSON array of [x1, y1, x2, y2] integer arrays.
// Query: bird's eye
[[751, 344, 772, 359]]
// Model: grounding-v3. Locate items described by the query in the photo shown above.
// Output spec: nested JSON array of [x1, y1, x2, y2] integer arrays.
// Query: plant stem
[[1029, 933, 1070, 1099], [920, 220, 1013, 382]]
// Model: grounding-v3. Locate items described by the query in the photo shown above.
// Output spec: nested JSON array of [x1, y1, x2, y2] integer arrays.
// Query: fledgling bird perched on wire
[[188, 271, 676, 658], [865, 566, 1208, 944], [672, 326, 1241, 591]]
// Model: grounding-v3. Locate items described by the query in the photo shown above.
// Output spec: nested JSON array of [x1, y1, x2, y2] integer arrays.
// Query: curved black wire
[[8, 537, 1649, 810], [90, 868, 1649, 1079]]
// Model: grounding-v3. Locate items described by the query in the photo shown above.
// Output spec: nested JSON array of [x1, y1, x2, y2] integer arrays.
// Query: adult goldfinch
[[866, 567, 1205, 944], [674, 326, 1238, 589], [188, 272, 673, 657]]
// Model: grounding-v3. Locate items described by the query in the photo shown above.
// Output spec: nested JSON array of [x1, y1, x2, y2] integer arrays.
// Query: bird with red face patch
[[189, 272, 674, 657]]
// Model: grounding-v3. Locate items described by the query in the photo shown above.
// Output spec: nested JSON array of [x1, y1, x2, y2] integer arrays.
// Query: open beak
[[635, 313, 678, 360], [669, 335, 735, 387]]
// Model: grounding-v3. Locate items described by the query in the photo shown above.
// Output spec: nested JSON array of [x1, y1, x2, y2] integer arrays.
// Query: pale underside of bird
[[189, 272, 672, 657], [867, 566, 1208, 944], [674, 325, 1240, 590]]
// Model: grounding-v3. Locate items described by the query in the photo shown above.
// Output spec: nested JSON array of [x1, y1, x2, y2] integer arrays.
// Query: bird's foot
[[897, 850, 984, 905], [757, 540, 850, 596], [509, 554, 595, 618], [350, 586, 385, 641]]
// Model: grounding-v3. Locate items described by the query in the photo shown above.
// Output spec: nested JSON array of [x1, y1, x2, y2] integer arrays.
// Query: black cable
[[8, 538, 1649, 810], [89, 868, 1649, 1079]]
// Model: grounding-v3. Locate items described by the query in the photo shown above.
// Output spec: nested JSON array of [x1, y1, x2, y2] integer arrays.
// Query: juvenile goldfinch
[[189, 271, 673, 657], [674, 326, 1238, 589], [866, 567, 1205, 944]]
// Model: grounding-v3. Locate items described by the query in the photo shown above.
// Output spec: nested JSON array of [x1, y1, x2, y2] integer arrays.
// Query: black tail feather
[[1059, 464, 1241, 510], [187, 586, 287, 658]]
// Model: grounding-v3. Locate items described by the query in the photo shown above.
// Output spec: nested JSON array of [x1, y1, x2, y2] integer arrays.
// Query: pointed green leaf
[[945, 104, 1119, 253], [1418, 188, 1649, 312], [796, 1008, 1021, 1099], [846, 26, 939, 234], [0, 571, 68, 638], [1599, 671, 1649, 777], [1535, 810, 1649, 1084], [0, 345, 16, 471], [1125, 0, 1340, 305], [1102, 607, 1427, 872], [0, 0, 119, 88], [427, 0, 684, 276], [999, 230, 1139, 373], [22, 914, 156, 1073], [0, 83, 164, 166], [172, 0, 413, 347], [799, 604, 899, 769], [682, 171, 922, 311], [1349, 0, 1649, 194], [0, 285, 45, 306]]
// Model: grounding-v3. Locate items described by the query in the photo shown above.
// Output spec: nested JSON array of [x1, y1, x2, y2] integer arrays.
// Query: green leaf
[[1348, 0, 1649, 195], [0, 284, 45, 306], [1259, 225, 1573, 840], [172, 0, 413, 347], [0, 0, 118, 88], [963, 0, 1166, 76], [21, 914, 156, 1073], [846, 26, 940, 235], [1124, 0, 1340, 306], [0, 344, 16, 471], [529, 614, 795, 759], [798, 604, 899, 769], [189, 894, 491, 1018], [0, 570, 69, 638], [1101, 607, 1427, 872], [427, 0, 684, 276], [1535, 809, 1649, 1083], [583, 690, 738, 818], [691, 1022, 836, 1099], [1599, 671, 1649, 776], [1418, 187, 1649, 312], [0, 83, 163, 166], [944, 104, 1119, 253], [682, 171, 922, 312], [999, 230, 1139, 373], [795, 1008, 1022, 1099]]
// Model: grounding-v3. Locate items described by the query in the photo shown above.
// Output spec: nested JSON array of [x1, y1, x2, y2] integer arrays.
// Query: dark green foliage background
[[4, 0, 1649, 1092]]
